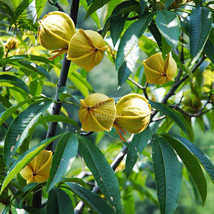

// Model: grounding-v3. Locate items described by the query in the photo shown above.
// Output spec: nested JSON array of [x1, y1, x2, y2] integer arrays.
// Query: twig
[[128, 77, 148, 99], [162, 55, 206, 104], [48, 0, 64, 12], [151, 115, 166, 122], [174, 106, 214, 117]]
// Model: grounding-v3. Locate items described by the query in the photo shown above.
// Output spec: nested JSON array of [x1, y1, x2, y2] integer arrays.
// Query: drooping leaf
[[78, 136, 122, 214], [152, 135, 182, 214], [4, 100, 52, 167], [204, 27, 214, 64], [116, 12, 155, 70], [149, 100, 192, 138], [62, 182, 116, 214], [17, 61, 51, 80], [0, 74, 30, 93], [118, 61, 131, 86], [165, 134, 214, 183], [155, 10, 181, 48], [47, 134, 78, 192], [0, 96, 46, 126], [0, 134, 63, 194], [161, 134, 207, 205], [190, 7, 212, 60], [46, 188, 74, 214], [110, 15, 127, 46], [124, 127, 151, 176]]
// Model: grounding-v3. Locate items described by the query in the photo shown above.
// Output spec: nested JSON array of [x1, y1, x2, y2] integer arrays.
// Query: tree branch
[[162, 55, 206, 104], [33, 0, 80, 208]]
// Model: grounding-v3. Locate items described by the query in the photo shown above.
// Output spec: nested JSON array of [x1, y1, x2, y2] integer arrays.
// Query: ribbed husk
[[20, 150, 52, 184], [38, 11, 75, 50], [5, 37, 18, 49], [115, 93, 151, 133], [67, 29, 108, 71], [79, 93, 116, 131], [143, 53, 177, 84]]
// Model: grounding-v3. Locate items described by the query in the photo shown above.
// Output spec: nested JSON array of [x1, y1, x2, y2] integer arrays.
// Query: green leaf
[[4, 100, 52, 167], [152, 135, 182, 214], [140, 0, 147, 15], [110, 15, 127, 46], [0, 134, 63, 194], [47, 134, 78, 192], [124, 127, 151, 177], [161, 134, 207, 205], [115, 12, 155, 70], [167, 134, 214, 183], [148, 20, 162, 50], [62, 182, 116, 214], [155, 10, 181, 48], [17, 61, 51, 80], [204, 27, 214, 64], [37, 115, 79, 129], [46, 188, 74, 214], [86, 0, 111, 18], [0, 55, 54, 66], [0, 96, 46, 126], [149, 100, 191, 136], [118, 61, 131, 86], [0, 74, 30, 93], [0, 39, 4, 60], [78, 136, 122, 214], [164, 0, 176, 9], [190, 7, 212, 60]]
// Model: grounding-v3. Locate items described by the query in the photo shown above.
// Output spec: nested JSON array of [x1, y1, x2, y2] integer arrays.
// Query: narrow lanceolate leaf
[[125, 127, 151, 177], [116, 12, 154, 70], [0, 96, 46, 126], [155, 10, 181, 48], [0, 134, 63, 194], [86, 0, 111, 18], [0, 75, 30, 93], [190, 7, 212, 59], [152, 135, 182, 214], [118, 61, 131, 86], [47, 134, 78, 192], [164, 134, 214, 183], [149, 100, 191, 137], [63, 183, 116, 214], [4, 100, 52, 167], [37, 115, 79, 129], [47, 188, 74, 214], [161, 134, 207, 205], [78, 136, 122, 214]]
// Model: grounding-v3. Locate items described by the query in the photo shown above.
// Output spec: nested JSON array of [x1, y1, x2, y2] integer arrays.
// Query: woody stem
[[33, 0, 80, 208]]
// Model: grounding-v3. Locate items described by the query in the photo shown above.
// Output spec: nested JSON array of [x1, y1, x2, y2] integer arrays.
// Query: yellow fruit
[[143, 53, 177, 84], [79, 93, 116, 131], [182, 92, 202, 113], [5, 37, 18, 50], [115, 93, 151, 133], [20, 150, 52, 184], [67, 29, 108, 71], [38, 11, 75, 50]]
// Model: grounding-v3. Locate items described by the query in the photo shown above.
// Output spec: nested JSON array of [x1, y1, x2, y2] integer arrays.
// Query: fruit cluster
[[38, 11, 108, 71], [79, 93, 152, 134]]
